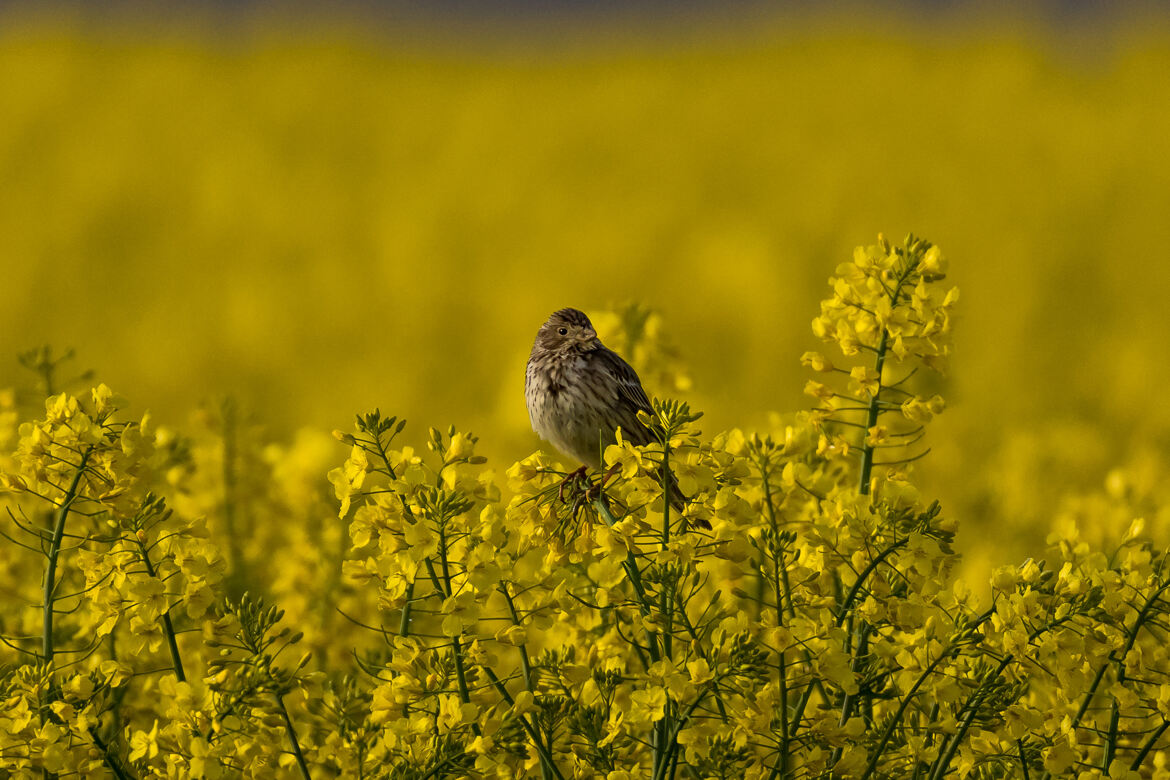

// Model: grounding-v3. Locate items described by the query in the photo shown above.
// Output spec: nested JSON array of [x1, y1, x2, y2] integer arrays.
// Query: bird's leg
[[600, 464, 620, 488], [586, 464, 620, 502], [558, 465, 588, 503], [570, 492, 589, 521]]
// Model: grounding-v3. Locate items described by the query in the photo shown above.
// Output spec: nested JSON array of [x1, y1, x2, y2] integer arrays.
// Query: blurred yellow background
[[2, 6, 1169, 578]]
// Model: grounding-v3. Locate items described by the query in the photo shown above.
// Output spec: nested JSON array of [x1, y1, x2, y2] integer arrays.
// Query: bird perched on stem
[[525, 307, 691, 516]]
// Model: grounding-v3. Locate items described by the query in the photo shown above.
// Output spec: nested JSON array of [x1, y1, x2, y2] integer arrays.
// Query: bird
[[525, 307, 692, 518]]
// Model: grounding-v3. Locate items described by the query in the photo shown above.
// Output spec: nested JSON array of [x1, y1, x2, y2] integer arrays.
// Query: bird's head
[[534, 308, 602, 354]]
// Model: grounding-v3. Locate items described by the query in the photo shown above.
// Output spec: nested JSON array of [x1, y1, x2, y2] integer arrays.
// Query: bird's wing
[[596, 348, 654, 412], [592, 348, 657, 445], [592, 348, 698, 520]]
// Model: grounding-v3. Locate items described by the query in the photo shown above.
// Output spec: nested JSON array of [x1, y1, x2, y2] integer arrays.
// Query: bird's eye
[[557, 327, 568, 336]]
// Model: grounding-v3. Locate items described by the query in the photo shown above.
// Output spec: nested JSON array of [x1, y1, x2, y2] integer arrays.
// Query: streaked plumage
[[525, 308, 688, 513]]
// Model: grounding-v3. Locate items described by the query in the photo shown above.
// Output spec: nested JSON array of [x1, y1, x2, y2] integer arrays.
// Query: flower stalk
[[42, 446, 92, 671]]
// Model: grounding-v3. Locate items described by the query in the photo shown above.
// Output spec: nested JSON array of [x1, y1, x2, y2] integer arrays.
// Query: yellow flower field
[[3, 7, 1170, 777]]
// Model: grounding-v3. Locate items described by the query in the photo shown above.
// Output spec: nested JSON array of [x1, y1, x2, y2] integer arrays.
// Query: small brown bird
[[525, 308, 688, 514]]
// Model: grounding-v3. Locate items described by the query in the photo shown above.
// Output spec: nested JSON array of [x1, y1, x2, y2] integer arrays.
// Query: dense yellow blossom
[[5, 237, 1170, 776]]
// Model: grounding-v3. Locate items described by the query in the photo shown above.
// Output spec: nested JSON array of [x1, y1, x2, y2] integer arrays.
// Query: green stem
[[480, 666, 566, 780], [856, 257, 917, 496], [593, 497, 661, 664], [910, 704, 942, 780], [435, 525, 474, 708], [858, 646, 954, 780], [759, 465, 791, 778], [774, 655, 790, 779], [43, 446, 93, 668], [836, 539, 909, 626], [1068, 660, 1111, 733], [397, 580, 415, 636], [929, 677, 996, 780], [133, 537, 186, 682], [656, 440, 674, 777], [500, 585, 534, 689], [857, 330, 888, 496], [760, 467, 795, 620], [274, 693, 313, 780], [672, 593, 729, 724], [786, 672, 818, 750], [1078, 579, 1170, 736], [660, 447, 673, 663], [661, 433, 672, 531], [652, 687, 714, 780], [501, 584, 553, 780], [1104, 696, 1120, 771], [929, 613, 1050, 780], [1018, 739, 1031, 780], [1130, 719, 1170, 770], [450, 637, 473, 705], [369, 425, 422, 641], [1101, 585, 1167, 773], [830, 540, 906, 765], [88, 726, 135, 780], [369, 426, 401, 482], [831, 623, 876, 768]]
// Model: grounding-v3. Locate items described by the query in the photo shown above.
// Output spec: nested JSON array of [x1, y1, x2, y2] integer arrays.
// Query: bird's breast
[[525, 354, 607, 466]]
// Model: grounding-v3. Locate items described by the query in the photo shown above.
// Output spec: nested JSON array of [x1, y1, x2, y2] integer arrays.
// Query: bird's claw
[[584, 465, 620, 503], [558, 465, 589, 503], [558, 465, 619, 521]]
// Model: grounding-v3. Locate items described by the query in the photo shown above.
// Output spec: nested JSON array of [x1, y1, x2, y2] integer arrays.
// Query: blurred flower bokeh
[[7, 7, 1170, 775], [2, 3, 1169, 589]]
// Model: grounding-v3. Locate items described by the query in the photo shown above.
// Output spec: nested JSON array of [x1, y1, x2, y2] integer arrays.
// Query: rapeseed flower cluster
[[3, 236, 1170, 778], [4, 16, 1170, 591]]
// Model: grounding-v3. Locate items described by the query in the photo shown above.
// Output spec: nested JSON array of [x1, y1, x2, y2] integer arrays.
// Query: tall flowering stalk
[[805, 233, 956, 496], [0, 387, 222, 776], [8, 239, 1170, 777]]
